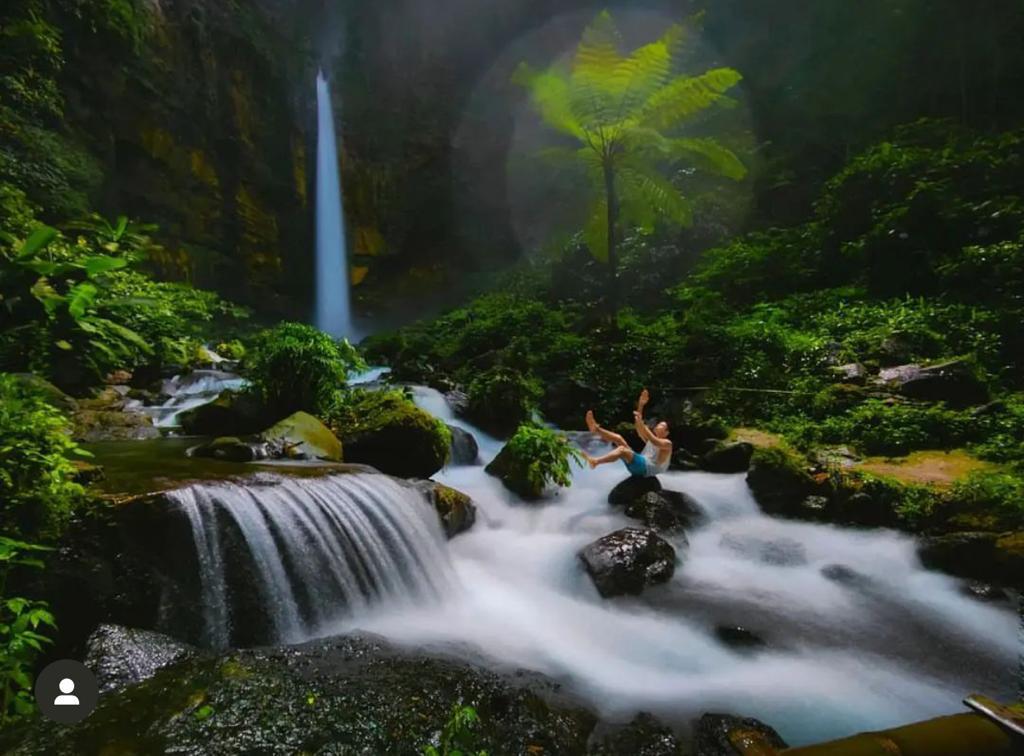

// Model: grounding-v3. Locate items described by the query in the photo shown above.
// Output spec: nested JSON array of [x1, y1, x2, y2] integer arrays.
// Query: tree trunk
[[603, 158, 618, 320]]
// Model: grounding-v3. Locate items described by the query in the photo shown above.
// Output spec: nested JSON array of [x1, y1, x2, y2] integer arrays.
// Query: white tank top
[[642, 441, 670, 476]]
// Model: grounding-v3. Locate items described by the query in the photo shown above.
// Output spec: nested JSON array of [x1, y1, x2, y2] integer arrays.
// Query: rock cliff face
[[57, 0, 316, 316]]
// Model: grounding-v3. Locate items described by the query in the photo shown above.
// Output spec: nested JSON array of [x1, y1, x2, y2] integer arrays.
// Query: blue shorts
[[623, 452, 648, 477]]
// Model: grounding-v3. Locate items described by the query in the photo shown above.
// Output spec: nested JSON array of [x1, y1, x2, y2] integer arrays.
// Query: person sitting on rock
[[582, 389, 672, 477]]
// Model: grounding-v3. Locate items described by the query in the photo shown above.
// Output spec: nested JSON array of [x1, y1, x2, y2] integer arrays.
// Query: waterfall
[[315, 69, 352, 337], [167, 473, 454, 648]]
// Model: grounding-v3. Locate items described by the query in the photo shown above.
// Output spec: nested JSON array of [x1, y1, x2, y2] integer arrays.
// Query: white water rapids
[[324, 385, 1017, 746], [167, 380, 1017, 746]]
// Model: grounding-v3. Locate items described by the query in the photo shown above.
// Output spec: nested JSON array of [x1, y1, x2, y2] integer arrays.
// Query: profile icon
[[54, 677, 80, 706], [35, 659, 97, 724]]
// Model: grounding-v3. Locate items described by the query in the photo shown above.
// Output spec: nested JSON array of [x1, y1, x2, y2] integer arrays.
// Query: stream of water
[[323, 385, 1017, 746]]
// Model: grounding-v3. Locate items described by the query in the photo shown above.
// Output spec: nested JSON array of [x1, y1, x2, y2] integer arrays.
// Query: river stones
[[714, 625, 766, 652], [608, 475, 662, 506], [589, 712, 686, 755], [579, 528, 677, 597], [3, 634, 599, 755], [700, 441, 754, 473], [85, 624, 196, 694], [448, 424, 480, 465], [918, 531, 1024, 588], [263, 411, 343, 462], [189, 436, 266, 463], [411, 481, 477, 538], [624, 490, 704, 533], [692, 713, 788, 755]]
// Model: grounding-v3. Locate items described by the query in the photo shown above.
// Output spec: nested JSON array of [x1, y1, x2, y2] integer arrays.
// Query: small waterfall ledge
[[155, 472, 455, 649]]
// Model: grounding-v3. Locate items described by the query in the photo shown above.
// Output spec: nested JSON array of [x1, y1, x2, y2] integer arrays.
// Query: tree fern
[[515, 11, 746, 315]]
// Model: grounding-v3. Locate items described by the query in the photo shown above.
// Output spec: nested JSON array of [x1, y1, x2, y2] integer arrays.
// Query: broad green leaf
[[82, 255, 128, 277], [16, 226, 58, 259], [68, 282, 99, 319], [638, 68, 743, 131]]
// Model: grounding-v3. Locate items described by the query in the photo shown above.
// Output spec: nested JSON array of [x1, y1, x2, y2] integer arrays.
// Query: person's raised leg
[[582, 445, 635, 469], [585, 409, 628, 448]]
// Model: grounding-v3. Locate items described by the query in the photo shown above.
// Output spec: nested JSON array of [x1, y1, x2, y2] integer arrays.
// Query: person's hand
[[638, 388, 650, 408], [633, 410, 642, 421]]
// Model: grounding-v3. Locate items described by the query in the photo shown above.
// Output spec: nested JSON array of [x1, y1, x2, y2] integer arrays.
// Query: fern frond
[[608, 24, 682, 116], [638, 68, 742, 131], [573, 11, 622, 80], [670, 137, 747, 180], [618, 163, 693, 228], [513, 64, 584, 138]]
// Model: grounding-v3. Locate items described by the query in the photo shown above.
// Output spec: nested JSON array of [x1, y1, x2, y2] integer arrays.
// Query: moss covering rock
[[484, 424, 581, 500], [333, 389, 450, 478], [262, 411, 343, 462], [412, 481, 477, 538], [745, 445, 819, 517], [2, 635, 598, 755]]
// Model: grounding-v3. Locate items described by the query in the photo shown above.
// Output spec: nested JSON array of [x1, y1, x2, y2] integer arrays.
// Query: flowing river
[[316, 385, 1018, 746]]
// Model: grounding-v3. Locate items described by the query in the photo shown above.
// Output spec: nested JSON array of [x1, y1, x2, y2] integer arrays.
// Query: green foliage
[[947, 471, 1024, 531], [466, 367, 542, 437], [423, 704, 487, 756], [514, 11, 745, 311], [247, 322, 366, 418], [0, 373, 84, 540], [504, 424, 582, 493], [0, 536, 56, 725]]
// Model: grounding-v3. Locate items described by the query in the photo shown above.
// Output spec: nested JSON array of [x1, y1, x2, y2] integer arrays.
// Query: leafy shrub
[[423, 704, 487, 756], [0, 536, 56, 725], [947, 471, 1024, 531], [247, 322, 365, 419], [466, 367, 541, 437], [0, 373, 84, 540], [485, 423, 582, 499]]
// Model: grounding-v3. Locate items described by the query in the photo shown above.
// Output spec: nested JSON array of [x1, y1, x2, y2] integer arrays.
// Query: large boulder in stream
[[918, 531, 1024, 588], [700, 441, 754, 473], [262, 411, 343, 461], [624, 490, 704, 533], [608, 475, 662, 506], [875, 358, 988, 407], [579, 528, 677, 597], [85, 624, 195, 694], [336, 390, 450, 478], [411, 481, 477, 538], [692, 713, 788, 755], [2, 634, 599, 755], [746, 446, 820, 518], [179, 389, 268, 436], [448, 424, 480, 465]]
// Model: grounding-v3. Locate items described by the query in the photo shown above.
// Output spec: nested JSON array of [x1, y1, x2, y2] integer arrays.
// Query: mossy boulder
[[693, 713, 788, 755], [262, 412, 343, 462], [485, 443, 543, 499], [700, 441, 754, 473], [335, 390, 450, 478], [72, 409, 160, 442], [2, 635, 598, 755], [746, 446, 819, 517], [189, 436, 263, 463], [918, 530, 1024, 588], [178, 390, 268, 436], [412, 481, 477, 538]]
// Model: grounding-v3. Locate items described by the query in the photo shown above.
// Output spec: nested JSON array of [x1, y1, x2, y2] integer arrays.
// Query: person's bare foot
[[582, 452, 598, 469], [585, 410, 599, 433]]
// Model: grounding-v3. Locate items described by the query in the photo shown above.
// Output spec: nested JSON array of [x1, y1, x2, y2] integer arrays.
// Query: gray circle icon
[[34, 659, 98, 724]]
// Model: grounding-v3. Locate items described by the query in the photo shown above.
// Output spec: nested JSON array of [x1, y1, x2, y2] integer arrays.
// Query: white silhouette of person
[[54, 678, 80, 706]]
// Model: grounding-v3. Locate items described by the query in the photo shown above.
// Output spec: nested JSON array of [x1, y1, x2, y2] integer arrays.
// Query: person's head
[[654, 420, 670, 438]]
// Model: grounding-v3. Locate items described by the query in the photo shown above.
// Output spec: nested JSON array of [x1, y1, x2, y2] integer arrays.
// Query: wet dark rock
[[85, 624, 196, 695], [821, 563, 867, 586], [835, 491, 896, 527], [412, 481, 477, 538], [608, 475, 662, 506], [444, 389, 470, 416], [746, 447, 818, 518], [189, 436, 263, 463], [797, 495, 831, 519], [178, 390, 268, 436], [670, 448, 701, 471], [701, 442, 753, 473], [485, 442, 547, 500], [448, 424, 480, 465], [579, 528, 677, 598], [72, 388, 161, 442], [71, 460, 106, 485], [714, 625, 766, 651], [693, 712, 788, 755], [624, 490, 704, 533], [960, 581, 1008, 603], [3, 634, 598, 755], [721, 534, 807, 566], [875, 358, 988, 407], [589, 712, 685, 755], [917, 531, 1024, 588]]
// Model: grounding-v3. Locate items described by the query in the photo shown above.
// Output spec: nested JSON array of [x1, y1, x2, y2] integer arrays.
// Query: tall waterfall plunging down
[[169, 473, 454, 649], [315, 69, 352, 337]]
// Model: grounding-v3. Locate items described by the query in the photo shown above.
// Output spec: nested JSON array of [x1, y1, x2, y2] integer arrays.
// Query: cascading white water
[[168, 473, 454, 649], [315, 69, 352, 337], [320, 386, 1017, 747], [136, 369, 247, 429]]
